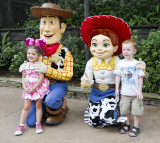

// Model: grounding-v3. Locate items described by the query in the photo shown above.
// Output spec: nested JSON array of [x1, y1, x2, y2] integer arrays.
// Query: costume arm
[[81, 58, 94, 88], [45, 50, 73, 81]]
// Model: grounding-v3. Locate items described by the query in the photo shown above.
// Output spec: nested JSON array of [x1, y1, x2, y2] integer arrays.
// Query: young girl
[[15, 38, 50, 136]]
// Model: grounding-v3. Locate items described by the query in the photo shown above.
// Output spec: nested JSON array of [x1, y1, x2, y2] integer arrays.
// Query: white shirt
[[81, 56, 120, 84], [114, 59, 145, 96]]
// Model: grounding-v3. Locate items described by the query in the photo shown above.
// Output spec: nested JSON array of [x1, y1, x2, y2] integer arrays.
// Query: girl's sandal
[[129, 126, 140, 137], [119, 124, 130, 134]]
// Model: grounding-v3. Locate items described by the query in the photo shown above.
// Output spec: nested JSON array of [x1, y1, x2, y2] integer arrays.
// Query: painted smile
[[96, 52, 104, 55], [44, 35, 54, 38]]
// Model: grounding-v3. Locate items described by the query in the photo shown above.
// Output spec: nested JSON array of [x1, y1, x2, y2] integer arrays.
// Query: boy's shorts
[[120, 95, 144, 116]]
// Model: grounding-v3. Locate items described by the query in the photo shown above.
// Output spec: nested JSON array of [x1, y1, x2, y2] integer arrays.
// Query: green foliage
[[0, 32, 27, 72], [9, 42, 27, 72], [134, 29, 160, 93], [90, 0, 160, 26], [0, 32, 13, 67], [61, 36, 85, 79]]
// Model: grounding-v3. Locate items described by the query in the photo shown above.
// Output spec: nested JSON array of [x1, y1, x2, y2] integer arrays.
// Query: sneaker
[[15, 125, 24, 136], [36, 123, 43, 134]]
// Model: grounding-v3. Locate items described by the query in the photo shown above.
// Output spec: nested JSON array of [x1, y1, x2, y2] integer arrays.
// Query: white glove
[[19, 61, 27, 72], [33, 62, 47, 73], [136, 58, 146, 70], [84, 72, 94, 86], [84, 78, 94, 86]]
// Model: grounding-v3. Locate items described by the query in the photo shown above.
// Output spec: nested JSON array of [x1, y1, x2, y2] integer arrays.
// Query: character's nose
[[97, 46, 103, 51], [44, 23, 50, 32]]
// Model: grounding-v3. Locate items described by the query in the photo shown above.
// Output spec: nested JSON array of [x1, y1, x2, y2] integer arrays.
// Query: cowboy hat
[[80, 15, 131, 55], [30, 3, 73, 20]]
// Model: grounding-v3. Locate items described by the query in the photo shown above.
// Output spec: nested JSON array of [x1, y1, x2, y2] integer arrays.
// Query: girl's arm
[[29, 73, 44, 93], [115, 75, 121, 97], [22, 73, 29, 92], [137, 76, 143, 100]]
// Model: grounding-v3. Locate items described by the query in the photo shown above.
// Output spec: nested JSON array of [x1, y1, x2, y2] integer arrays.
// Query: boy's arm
[[115, 75, 121, 97], [137, 76, 143, 100], [29, 73, 44, 93]]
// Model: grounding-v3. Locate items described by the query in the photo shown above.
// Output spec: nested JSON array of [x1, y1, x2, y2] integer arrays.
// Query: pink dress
[[22, 62, 50, 101]]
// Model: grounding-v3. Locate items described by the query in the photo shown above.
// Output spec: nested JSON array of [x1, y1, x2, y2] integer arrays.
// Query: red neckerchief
[[43, 43, 60, 56]]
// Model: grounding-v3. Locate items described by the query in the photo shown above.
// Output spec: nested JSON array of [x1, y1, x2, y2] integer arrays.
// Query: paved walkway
[[0, 87, 160, 143]]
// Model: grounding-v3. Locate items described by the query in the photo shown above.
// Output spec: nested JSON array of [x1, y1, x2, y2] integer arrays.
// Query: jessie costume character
[[22, 3, 74, 126], [81, 15, 131, 128]]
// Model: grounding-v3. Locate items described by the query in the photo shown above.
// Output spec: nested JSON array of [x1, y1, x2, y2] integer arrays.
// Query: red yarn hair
[[89, 29, 118, 47]]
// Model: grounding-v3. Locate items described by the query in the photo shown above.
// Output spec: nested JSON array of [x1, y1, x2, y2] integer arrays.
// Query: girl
[[15, 38, 49, 136]]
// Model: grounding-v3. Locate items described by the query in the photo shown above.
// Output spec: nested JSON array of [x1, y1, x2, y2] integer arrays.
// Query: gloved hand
[[84, 72, 94, 87], [136, 58, 146, 70], [33, 62, 47, 73], [19, 61, 27, 72]]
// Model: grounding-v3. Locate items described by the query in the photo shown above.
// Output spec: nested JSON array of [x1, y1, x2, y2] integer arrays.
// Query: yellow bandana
[[92, 56, 115, 71]]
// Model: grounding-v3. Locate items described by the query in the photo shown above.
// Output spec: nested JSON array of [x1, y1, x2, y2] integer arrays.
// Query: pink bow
[[25, 37, 46, 53]]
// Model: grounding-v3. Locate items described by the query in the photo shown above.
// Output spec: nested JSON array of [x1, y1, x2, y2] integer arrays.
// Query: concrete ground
[[0, 87, 160, 143]]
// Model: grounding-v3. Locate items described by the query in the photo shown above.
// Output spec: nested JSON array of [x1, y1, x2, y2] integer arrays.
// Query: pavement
[[0, 87, 160, 143]]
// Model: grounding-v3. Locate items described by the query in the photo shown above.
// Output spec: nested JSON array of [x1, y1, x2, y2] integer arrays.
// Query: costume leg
[[44, 83, 68, 125], [44, 83, 68, 109]]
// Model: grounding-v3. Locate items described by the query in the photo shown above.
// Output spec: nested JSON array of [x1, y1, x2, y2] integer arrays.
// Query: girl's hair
[[122, 39, 137, 49], [27, 45, 44, 55], [89, 29, 119, 47]]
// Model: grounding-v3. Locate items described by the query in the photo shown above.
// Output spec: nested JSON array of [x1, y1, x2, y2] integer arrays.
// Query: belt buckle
[[98, 83, 109, 91]]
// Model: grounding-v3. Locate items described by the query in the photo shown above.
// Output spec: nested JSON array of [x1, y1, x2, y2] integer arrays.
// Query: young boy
[[114, 39, 145, 137]]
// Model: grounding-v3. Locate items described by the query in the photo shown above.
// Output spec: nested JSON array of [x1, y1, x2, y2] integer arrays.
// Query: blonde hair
[[122, 39, 137, 50]]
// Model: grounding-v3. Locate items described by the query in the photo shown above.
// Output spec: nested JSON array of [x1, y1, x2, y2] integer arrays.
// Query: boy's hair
[[27, 45, 44, 55], [122, 39, 137, 49]]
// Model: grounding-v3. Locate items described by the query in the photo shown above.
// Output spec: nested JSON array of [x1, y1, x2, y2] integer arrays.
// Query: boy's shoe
[[15, 125, 24, 136], [129, 126, 140, 137], [36, 123, 43, 134]]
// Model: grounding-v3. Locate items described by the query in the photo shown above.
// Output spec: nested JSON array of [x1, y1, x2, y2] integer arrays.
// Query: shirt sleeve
[[113, 60, 121, 75], [45, 50, 73, 81]]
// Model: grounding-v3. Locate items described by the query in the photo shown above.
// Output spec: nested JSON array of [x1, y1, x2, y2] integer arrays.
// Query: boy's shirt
[[114, 59, 145, 96]]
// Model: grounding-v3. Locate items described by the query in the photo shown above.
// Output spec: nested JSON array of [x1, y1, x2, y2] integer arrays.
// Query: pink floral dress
[[22, 62, 50, 101]]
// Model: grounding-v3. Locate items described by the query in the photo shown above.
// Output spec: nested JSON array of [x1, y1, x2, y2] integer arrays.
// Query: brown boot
[[45, 98, 68, 125]]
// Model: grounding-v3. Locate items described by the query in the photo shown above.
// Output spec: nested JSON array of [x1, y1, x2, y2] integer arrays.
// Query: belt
[[49, 79, 66, 84], [94, 83, 115, 91]]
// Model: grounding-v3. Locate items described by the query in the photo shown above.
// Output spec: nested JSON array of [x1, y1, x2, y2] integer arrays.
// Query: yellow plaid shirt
[[39, 44, 73, 81]]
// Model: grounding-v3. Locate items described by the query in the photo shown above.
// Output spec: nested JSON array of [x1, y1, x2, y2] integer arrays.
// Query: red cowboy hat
[[80, 15, 131, 55], [30, 3, 73, 20]]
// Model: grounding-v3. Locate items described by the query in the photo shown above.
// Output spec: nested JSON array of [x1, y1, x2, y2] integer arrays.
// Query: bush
[[0, 32, 13, 67], [9, 42, 27, 72], [134, 29, 160, 93], [0, 32, 27, 72]]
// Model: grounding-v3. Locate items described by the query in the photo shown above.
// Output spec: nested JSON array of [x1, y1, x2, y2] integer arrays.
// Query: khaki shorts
[[120, 95, 144, 116]]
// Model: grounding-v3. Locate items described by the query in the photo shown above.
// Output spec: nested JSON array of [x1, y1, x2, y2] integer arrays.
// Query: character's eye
[[42, 20, 46, 24], [50, 20, 55, 24], [103, 43, 109, 48], [92, 43, 97, 48]]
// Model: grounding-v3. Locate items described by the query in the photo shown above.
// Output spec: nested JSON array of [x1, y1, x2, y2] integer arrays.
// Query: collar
[[95, 57, 112, 64]]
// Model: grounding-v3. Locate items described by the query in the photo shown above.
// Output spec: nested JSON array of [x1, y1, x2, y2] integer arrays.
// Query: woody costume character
[[80, 16, 131, 128], [20, 3, 74, 126]]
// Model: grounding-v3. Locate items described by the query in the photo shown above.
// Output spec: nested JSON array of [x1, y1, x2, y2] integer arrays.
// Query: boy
[[114, 39, 145, 137]]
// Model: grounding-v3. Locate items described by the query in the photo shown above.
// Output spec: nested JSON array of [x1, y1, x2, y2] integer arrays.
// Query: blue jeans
[[26, 83, 68, 127], [90, 87, 116, 102]]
